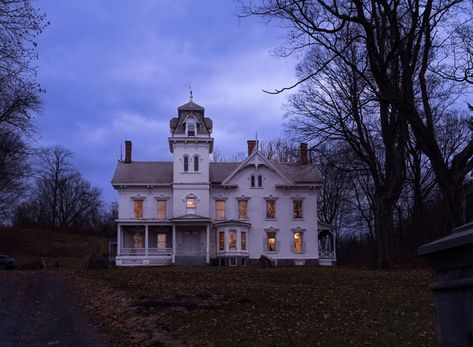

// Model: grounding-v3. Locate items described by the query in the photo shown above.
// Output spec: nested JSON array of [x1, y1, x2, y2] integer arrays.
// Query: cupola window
[[185, 117, 197, 137]]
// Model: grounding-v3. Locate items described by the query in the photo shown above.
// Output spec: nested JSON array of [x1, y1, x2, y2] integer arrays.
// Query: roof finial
[[255, 130, 258, 150], [189, 83, 193, 102]]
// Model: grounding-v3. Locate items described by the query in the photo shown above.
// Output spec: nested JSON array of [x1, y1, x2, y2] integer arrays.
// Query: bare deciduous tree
[[241, 0, 473, 229]]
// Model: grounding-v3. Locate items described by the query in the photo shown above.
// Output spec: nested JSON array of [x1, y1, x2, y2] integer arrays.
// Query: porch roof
[[171, 214, 212, 224], [213, 220, 252, 228]]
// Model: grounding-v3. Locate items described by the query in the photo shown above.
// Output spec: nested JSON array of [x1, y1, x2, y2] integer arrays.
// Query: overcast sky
[[35, 0, 298, 202]]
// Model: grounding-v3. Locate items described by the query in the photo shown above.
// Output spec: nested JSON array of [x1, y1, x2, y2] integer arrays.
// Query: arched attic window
[[194, 155, 199, 172], [185, 117, 197, 137]]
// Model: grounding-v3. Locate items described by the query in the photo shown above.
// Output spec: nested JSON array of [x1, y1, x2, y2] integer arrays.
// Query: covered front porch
[[116, 218, 211, 267]]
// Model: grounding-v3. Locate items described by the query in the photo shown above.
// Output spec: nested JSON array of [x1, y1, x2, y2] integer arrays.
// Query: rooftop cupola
[[168, 93, 214, 153]]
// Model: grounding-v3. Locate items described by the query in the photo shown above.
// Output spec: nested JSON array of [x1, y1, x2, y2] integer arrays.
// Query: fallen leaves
[[66, 267, 436, 346]]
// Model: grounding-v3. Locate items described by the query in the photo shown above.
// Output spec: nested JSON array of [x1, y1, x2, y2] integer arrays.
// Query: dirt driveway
[[0, 272, 111, 347]]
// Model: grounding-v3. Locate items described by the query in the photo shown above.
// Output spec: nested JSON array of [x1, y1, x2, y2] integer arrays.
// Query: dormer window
[[185, 117, 197, 137]]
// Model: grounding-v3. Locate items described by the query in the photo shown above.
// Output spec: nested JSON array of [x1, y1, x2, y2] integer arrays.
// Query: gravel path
[[0, 272, 111, 347]]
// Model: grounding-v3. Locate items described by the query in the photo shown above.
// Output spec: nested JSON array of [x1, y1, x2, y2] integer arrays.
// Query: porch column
[[117, 224, 121, 256], [172, 225, 176, 263], [145, 225, 149, 256], [206, 225, 210, 264]]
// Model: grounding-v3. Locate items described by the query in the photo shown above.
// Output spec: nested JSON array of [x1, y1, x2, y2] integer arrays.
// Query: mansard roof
[[170, 100, 213, 135], [177, 101, 205, 111], [111, 160, 322, 186]]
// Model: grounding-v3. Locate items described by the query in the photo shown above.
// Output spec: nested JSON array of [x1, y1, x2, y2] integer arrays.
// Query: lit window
[[157, 200, 166, 220], [238, 200, 248, 219], [266, 232, 276, 252], [257, 175, 263, 187], [134, 200, 143, 219], [216, 200, 225, 220], [250, 175, 255, 187], [229, 230, 237, 250], [183, 155, 189, 172], [157, 234, 166, 249], [219, 231, 225, 251], [293, 200, 303, 219], [186, 196, 196, 214], [194, 155, 199, 171], [293, 232, 303, 253], [133, 232, 143, 248], [241, 231, 247, 251], [266, 200, 276, 219]]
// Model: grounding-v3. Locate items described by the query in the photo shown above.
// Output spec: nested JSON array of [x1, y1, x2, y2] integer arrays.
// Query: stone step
[[174, 256, 207, 266]]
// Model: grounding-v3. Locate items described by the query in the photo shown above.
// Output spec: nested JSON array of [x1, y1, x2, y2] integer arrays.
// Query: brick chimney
[[300, 143, 308, 165], [247, 140, 257, 155], [124, 140, 132, 163]]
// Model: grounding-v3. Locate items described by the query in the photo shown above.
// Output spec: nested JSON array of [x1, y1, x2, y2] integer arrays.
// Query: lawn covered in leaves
[[73, 267, 435, 346]]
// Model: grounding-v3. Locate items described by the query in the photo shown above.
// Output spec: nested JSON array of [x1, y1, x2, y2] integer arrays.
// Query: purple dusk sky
[[35, 0, 298, 202]]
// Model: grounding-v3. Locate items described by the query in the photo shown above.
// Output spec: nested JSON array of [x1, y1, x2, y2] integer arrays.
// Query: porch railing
[[175, 246, 206, 256], [120, 247, 173, 256], [319, 250, 335, 259]]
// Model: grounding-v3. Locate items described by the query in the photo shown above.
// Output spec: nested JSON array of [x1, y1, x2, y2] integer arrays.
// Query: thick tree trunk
[[373, 195, 397, 269]]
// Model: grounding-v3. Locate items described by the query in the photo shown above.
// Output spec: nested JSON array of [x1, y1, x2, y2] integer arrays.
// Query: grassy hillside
[[0, 228, 109, 269]]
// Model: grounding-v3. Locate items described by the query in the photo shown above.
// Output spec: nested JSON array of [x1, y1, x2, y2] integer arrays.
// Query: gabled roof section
[[221, 150, 292, 185]]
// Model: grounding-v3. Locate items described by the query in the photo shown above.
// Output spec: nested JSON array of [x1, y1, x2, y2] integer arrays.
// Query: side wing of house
[[210, 150, 323, 265]]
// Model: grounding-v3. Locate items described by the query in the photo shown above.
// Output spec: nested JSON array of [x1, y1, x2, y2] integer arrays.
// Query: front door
[[177, 229, 204, 256]]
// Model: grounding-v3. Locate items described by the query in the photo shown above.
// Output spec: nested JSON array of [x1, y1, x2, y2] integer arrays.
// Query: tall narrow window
[[266, 232, 276, 252], [194, 155, 199, 172], [134, 200, 143, 219], [183, 155, 189, 172], [293, 200, 303, 219], [157, 200, 166, 220], [238, 200, 248, 219], [293, 232, 303, 253], [219, 231, 225, 251], [266, 200, 276, 219], [250, 175, 255, 187], [215, 200, 225, 220], [257, 175, 263, 187], [229, 230, 237, 250], [241, 231, 247, 251], [186, 196, 196, 214]]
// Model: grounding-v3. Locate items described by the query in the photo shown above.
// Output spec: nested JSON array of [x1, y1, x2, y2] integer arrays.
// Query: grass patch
[[75, 267, 436, 346]]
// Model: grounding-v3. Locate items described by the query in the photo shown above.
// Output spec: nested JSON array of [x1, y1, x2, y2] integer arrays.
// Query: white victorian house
[[111, 99, 336, 266]]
